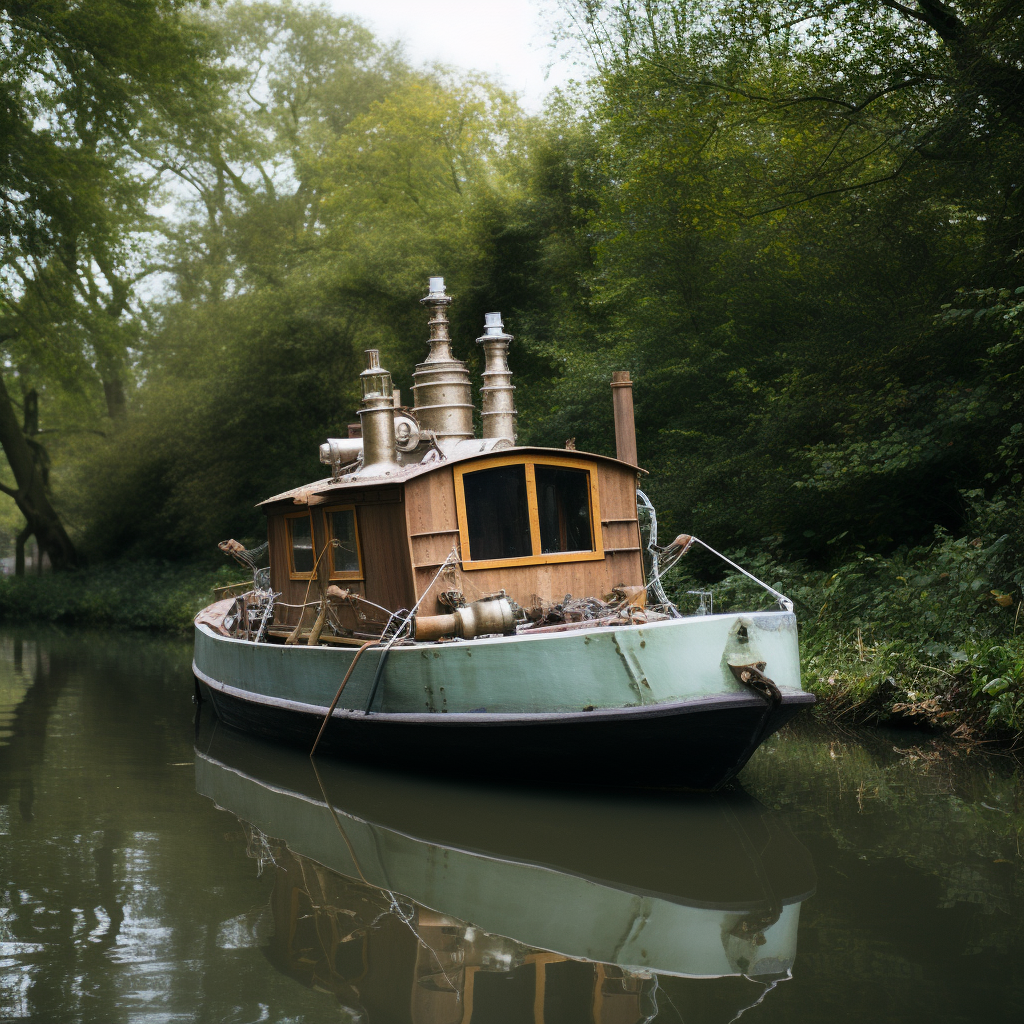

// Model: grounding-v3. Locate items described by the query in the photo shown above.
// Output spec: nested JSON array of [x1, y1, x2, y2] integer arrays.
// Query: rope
[[310, 640, 377, 757], [286, 542, 336, 645], [645, 532, 794, 613], [689, 538, 793, 612]]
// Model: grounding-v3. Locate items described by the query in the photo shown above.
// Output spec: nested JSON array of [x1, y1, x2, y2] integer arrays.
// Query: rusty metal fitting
[[413, 596, 517, 642]]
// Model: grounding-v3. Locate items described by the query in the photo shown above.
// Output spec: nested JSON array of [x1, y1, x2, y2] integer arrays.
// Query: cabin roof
[[257, 445, 643, 509]]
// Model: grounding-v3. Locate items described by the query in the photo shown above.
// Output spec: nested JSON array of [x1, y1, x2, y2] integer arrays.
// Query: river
[[0, 626, 1021, 1023]]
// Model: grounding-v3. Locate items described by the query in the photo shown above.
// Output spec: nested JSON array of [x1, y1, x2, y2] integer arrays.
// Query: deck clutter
[[193, 276, 814, 789]]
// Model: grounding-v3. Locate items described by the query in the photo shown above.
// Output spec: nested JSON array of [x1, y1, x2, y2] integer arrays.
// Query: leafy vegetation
[[1, 1, 1022, 740], [0, 560, 243, 633]]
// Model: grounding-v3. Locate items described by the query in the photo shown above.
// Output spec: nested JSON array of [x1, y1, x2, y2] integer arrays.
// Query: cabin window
[[287, 514, 315, 576], [454, 456, 604, 569], [462, 464, 532, 561], [535, 465, 594, 554], [325, 504, 363, 579]]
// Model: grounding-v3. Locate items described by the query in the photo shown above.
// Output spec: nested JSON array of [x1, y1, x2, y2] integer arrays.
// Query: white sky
[[327, 0, 588, 110]]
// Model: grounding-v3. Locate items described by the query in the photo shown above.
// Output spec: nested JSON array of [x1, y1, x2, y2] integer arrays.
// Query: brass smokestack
[[412, 277, 474, 442], [611, 370, 638, 465], [355, 350, 401, 477], [476, 312, 516, 444]]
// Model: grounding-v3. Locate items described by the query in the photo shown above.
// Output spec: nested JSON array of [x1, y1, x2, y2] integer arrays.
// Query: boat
[[194, 720, 816, 1021], [193, 277, 814, 789]]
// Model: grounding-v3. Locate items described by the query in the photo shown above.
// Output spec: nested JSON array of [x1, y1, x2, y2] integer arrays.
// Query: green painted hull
[[195, 610, 803, 714], [193, 610, 813, 788]]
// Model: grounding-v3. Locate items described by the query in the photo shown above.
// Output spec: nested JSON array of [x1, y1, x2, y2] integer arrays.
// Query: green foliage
[[659, 484, 1024, 737], [0, 560, 239, 633], [2, 1, 1024, 740]]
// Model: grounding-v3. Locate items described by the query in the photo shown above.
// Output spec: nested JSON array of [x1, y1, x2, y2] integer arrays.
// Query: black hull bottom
[[196, 678, 814, 790]]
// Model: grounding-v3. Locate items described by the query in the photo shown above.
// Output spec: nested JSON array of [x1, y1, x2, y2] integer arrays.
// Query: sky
[[327, 0, 588, 110]]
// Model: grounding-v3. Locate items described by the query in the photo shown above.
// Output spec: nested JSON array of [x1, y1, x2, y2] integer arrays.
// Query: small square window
[[288, 515, 314, 575], [328, 507, 361, 577]]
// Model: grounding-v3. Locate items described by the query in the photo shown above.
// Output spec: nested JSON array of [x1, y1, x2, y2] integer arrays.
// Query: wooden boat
[[193, 277, 813, 789], [194, 721, 816, 1003]]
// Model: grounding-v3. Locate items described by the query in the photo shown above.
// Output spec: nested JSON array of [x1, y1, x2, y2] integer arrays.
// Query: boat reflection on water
[[195, 717, 816, 1023]]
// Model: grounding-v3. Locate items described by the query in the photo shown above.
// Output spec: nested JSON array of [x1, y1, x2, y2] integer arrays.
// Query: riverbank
[[1, 552, 1021, 745], [0, 560, 244, 634], [669, 528, 1024, 746]]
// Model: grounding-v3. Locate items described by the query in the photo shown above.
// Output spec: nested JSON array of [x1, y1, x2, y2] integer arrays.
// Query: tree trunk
[[15, 524, 31, 577], [102, 376, 127, 420], [0, 375, 78, 570]]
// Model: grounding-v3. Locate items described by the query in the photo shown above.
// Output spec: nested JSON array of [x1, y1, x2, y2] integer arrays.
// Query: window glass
[[289, 516, 314, 574], [329, 509, 360, 574], [463, 464, 532, 561], [535, 466, 593, 554]]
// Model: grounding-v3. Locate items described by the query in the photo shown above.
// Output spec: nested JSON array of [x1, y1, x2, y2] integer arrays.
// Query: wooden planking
[[357, 497, 416, 613], [601, 520, 641, 551], [404, 459, 643, 613], [267, 497, 415, 625], [405, 469, 462, 612]]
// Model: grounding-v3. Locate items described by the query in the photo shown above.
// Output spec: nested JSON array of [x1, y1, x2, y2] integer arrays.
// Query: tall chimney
[[412, 277, 474, 443], [355, 350, 401, 477], [611, 370, 638, 465], [476, 312, 516, 444]]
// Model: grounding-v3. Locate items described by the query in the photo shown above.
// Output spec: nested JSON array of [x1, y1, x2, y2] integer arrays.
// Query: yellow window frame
[[453, 455, 604, 570], [323, 503, 364, 581], [284, 510, 316, 580]]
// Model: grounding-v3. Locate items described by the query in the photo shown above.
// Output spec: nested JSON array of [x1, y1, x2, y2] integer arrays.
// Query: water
[[1, 627, 1021, 1023]]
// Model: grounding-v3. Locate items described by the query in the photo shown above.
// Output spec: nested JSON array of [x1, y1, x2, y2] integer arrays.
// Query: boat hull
[[194, 672, 814, 792], [193, 609, 813, 789]]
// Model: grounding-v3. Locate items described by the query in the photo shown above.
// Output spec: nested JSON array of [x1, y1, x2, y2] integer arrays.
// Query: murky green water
[[1, 627, 1021, 1023]]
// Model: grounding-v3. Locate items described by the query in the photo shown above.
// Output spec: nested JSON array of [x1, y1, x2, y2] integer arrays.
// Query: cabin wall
[[265, 487, 416, 628], [404, 460, 644, 614]]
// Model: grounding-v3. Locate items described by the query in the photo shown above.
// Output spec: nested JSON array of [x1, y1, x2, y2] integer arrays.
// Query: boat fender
[[413, 596, 516, 642]]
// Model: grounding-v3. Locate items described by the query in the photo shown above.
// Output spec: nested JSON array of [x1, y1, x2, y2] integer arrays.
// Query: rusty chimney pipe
[[611, 371, 637, 465]]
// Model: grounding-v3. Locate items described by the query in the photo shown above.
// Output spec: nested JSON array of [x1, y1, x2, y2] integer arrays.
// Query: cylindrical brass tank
[[412, 277, 474, 442], [355, 350, 402, 478]]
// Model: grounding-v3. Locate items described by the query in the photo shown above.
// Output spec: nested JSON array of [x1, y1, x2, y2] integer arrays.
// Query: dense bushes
[[0, 561, 244, 634], [666, 488, 1024, 739]]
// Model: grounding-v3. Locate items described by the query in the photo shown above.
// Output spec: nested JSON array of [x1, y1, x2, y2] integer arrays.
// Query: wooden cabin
[[258, 277, 644, 639], [261, 447, 643, 632]]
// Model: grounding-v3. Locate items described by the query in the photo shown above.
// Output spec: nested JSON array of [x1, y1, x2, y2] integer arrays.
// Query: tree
[[530, 0, 1024, 556], [0, 0, 217, 568], [78, 3, 530, 558]]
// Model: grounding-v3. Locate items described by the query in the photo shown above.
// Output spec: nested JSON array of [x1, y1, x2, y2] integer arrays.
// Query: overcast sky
[[326, 0, 588, 110]]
